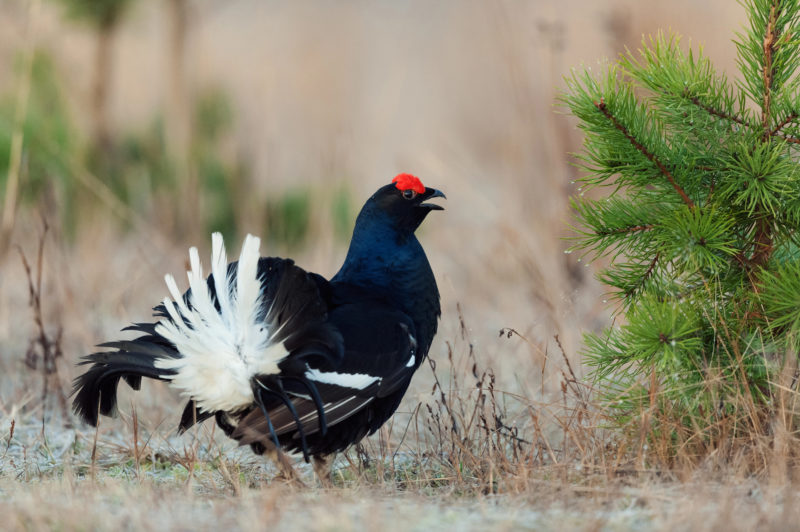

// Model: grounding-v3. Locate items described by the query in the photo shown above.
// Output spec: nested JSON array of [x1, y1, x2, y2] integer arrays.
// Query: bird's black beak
[[419, 188, 446, 211]]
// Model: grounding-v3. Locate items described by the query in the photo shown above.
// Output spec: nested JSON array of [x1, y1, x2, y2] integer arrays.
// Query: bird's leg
[[313, 454, 334, 487], [266, 448, 306, 487]]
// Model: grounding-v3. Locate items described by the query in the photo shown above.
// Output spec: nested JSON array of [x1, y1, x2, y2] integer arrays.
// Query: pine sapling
[[562, 0, 800, 457]]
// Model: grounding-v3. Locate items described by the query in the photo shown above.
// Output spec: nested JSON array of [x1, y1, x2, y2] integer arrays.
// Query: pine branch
[[597, 224, 655, 236], [625, 252, 660, 298], [769, 110, 798, 135], [777, 134, 800, 143], [761, 0, 781, 137], [593, 99, 695, 208], [686, 92, 750, 128]]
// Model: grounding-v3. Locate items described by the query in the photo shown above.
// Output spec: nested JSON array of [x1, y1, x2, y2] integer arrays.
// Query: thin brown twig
[[215, 447, 241, 496], [553, 335, 576, 380], [598, 224, 655, 236], [625, 252, 661, 298], [770, 111, 797, 135], [554, 334, 586, 408], [594, 99, 695, 208], [705, 174, 716, 207], [687, 93, 748, 127], [131, 400, 141, 480], [2, 420, 15, 461], [392, 402, 422, 464], [90, 408, 100, 485], [17, 222, 69, 433]]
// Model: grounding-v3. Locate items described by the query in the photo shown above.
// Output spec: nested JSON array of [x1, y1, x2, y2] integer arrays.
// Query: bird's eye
[[403, 189, 417, 200]]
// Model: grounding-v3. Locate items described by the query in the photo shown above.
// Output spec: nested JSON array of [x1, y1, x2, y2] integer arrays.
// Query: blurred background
[[0, 0, 744, 419]]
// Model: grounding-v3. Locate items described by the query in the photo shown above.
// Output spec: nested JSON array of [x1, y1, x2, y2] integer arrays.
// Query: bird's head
[[363, 173, 446, 235], [334, 173, 445, 285]]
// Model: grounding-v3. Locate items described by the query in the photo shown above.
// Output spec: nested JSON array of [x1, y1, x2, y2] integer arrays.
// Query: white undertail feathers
[[155, 233, 289, 412]]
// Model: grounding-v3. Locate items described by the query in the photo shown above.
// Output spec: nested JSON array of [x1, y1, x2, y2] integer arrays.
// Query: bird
[[72, 173, 445, 482]]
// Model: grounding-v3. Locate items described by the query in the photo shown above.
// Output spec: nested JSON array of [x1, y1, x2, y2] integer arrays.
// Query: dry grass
[[2, 219, 800, 531]]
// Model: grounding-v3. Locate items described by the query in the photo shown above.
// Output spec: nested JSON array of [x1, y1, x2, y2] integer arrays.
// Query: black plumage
[[72, 174, 444, 468]]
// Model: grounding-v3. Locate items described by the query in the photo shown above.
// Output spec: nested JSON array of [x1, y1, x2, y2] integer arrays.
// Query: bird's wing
[[231, 302, 420, 455]]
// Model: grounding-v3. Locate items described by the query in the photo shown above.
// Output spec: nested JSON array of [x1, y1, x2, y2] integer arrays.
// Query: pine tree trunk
[[750, 2, 781, 270]]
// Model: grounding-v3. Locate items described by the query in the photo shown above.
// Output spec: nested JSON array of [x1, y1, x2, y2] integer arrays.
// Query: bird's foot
[[313, 454, 334, 487], [267, 449, 307, 488]]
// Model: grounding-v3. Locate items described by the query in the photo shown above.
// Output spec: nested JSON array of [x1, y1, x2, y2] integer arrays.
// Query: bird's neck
[[333, 220, 428, 291]]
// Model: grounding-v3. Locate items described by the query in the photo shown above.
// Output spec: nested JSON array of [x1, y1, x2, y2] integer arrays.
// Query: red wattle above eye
[[392, 173, 425, 194]]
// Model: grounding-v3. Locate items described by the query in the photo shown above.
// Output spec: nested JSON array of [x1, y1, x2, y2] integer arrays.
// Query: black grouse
[[72, 173, 444, 480]]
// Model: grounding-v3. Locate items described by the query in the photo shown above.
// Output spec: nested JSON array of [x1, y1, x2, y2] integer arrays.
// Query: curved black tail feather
[[178, 400, 214, 433], [71, 338, 179, 426]]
